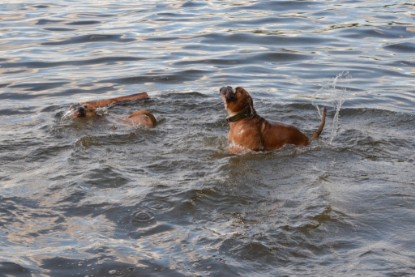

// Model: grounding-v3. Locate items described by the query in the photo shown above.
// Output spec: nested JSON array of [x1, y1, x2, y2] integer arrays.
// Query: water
[[1, 1, 414, 276]]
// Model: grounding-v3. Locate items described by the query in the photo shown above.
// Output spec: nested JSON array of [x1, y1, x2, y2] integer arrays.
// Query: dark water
[[1, 1, 414, 276]]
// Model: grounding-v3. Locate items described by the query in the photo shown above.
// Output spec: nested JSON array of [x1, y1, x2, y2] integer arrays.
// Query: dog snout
[[68, 104, 86, 118], [220, 86, 233, 95], [220, 86, 236, 102], [77, 106, 86, 117]]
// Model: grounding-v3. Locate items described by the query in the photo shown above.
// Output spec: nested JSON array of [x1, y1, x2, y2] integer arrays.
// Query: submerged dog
[[67, 92, 156, 128], [220, 86, 326, 153]]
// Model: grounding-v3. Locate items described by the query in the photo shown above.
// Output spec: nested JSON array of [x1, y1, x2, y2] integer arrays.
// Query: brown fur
[[123, 109, 157, 128], [70, 92, 156, 127], [81, 92, 149, 109], [220, 86, 326, 152]]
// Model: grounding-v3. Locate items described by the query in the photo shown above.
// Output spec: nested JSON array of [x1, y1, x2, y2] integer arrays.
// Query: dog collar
[[226, 106, 255, 123]]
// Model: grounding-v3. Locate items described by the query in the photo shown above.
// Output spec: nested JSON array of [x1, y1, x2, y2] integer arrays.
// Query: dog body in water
[[68, 92, 156, 128], [220, 86, 326, 153]]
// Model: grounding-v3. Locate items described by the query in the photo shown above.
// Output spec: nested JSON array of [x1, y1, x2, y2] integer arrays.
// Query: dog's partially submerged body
[[68, 92, 156, 128], [220, 86, 326, 153]]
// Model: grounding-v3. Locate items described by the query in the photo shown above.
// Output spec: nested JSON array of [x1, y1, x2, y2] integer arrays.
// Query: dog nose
[[77, 106, 86, 117]]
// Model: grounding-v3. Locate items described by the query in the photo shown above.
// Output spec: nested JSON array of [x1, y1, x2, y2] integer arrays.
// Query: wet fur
[[69, 92, 156, 128], [220, 86, 326, 152]]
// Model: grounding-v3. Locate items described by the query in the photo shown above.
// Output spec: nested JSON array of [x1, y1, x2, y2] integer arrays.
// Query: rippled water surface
[[1, 1, 414, 276]]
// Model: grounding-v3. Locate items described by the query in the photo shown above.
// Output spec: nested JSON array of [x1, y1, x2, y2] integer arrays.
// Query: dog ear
[[248, 96, 256, 115], [238, 87, 255, 114]]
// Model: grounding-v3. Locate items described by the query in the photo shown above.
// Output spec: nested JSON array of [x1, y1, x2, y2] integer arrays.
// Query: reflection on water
[[1, 0, 414, 276]]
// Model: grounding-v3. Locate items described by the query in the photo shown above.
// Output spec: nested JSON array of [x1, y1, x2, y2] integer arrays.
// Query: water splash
[[313, 72, 351, 144], [61, 105, 109, 120], [61, 107, 76, 120]]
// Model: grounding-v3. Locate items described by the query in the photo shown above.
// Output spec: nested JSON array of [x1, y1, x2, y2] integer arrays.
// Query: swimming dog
[[68, 92, 156, 128], [220, 86, 326, 152]]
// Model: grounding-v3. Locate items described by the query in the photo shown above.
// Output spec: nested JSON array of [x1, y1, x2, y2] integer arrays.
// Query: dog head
[[220, 86, 255, 116], [68, 104, 97, 118]]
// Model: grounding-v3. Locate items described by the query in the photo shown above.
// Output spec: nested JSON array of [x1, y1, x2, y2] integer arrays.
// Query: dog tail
[[311, 107, 327, 140]]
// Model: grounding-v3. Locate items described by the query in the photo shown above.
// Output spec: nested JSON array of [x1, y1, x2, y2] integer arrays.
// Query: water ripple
[[42, 34, 135, 46], [384, 42, 415, 53], [1, 1, 415, 276], [2, 56, 143, 69]]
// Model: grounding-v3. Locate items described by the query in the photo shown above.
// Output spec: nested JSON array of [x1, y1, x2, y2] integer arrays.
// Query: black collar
[[226, 106, 255, 123]]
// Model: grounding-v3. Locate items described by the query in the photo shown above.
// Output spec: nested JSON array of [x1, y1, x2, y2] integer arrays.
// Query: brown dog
[[220, 86, 326, 152], [68, 92, 156, 128]]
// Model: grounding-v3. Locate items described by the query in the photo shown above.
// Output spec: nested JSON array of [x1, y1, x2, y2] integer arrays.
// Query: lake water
[[1, 1, 414, 276]]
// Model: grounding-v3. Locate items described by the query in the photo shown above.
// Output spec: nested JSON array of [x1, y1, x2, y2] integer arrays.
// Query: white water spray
[[313, 72, 351, 144]]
